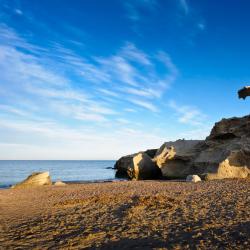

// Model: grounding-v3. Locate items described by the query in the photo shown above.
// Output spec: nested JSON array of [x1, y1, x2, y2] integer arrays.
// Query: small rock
[[186, 175, 201, 183], [54, 180, 67, 186]]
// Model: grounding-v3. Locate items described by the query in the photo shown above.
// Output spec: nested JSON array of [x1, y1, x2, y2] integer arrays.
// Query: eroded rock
[[154, 140, 204, 178], [115, 115, 250, 180], [114, 149, 157, 179], [130, 153, 161, 180], [12, 172, 52, 189]]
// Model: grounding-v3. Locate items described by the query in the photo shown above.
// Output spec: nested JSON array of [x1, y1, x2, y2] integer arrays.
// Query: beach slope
[[0, 180, 249, 249]]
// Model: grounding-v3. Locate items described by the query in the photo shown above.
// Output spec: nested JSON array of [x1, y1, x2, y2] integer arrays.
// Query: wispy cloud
[[0, 23, 179, 115], [121, 42, 152, 65], [123, 0, 158, 21], [198, 22, 206, 31], [14, 9, 23, 15], [0, 23, 180, 158], [179, 0, 189, 15], [129, 98, 158, 112], [169, 100, 207, 126]]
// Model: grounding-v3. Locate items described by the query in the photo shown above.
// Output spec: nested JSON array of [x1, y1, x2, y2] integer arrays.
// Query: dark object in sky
[[238, 86, 250, 99]]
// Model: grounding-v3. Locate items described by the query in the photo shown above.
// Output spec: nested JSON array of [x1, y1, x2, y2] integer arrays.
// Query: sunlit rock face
[[12, 172, 52, 189], [194, 115, 250, 180], [130, 153, 162, 180], [114, 149, 157, 179], [154, 140, 204, 178], [115, 115, 250, 180]]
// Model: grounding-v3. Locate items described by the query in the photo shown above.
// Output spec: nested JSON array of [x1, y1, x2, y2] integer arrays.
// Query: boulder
[[186, 175, 201, 183], [114, 149, 157, 179], [114, 153, 135, 178], [154, 140, 204, 178], [54, 180, 67, 186], [130, 153, 161, 180], [12, 172, 52, 189]]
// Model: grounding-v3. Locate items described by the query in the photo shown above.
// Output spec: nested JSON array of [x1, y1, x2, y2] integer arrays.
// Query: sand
[[0, 179, 249, 249]]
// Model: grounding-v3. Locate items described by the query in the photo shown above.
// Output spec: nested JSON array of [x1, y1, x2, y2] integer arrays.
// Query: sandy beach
[[0, 179, 249, 249]]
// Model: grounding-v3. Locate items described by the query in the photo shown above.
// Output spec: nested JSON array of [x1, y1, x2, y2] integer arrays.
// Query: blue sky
[[0, 0, 249, 159]]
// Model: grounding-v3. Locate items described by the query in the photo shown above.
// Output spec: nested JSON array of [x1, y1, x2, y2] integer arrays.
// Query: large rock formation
[[193, 115, 250, 180], [115, 115, 250, 180], [12, 172, 52, 189]]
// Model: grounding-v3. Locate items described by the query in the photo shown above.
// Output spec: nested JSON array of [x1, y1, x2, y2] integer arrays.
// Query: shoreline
[[0, 178, 127, 190], [0, 178, 189, 190]]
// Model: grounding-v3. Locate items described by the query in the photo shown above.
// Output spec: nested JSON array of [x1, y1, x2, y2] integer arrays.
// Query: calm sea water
[[0, 160, 117, 188]]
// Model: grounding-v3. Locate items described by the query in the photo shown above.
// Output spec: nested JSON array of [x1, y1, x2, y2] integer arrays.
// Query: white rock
[[12, 172, 52, 189], [186, 175, 201, 183], [54, 180, 67, 186]]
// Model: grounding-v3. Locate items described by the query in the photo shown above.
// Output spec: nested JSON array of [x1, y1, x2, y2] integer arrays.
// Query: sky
[[0, 0, 250, 160]]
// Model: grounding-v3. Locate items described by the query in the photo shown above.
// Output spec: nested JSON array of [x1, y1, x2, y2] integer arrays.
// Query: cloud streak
[[0, 23, 195, 159], [169, 100, 207, 126]]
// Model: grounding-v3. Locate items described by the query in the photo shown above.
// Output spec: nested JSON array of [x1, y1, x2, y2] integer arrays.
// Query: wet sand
[[0, 179, 249, 249]]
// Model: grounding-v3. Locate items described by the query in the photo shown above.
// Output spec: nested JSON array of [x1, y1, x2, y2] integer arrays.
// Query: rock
[[186, 175, 201, 183], [114, 115, 250, 181], [194, 115, 250, 180], [54, 180, 67, 186], [114, 149, 157, 178], [130, 153, 161, 180], [114, 153, 135, 178], [238, 86, 250, 99], [12, 172, 52, 189], [154, 140, 204, 178]]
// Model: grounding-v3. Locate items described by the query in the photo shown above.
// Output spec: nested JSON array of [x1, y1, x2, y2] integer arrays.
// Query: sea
[[0, 160, 117, 188]]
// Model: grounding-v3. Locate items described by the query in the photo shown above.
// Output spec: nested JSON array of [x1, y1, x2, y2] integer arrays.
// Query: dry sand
[[0, 179, 249, 249]]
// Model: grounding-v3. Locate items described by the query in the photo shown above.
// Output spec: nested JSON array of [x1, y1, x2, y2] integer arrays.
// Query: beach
[[0, 179, 249, 249]]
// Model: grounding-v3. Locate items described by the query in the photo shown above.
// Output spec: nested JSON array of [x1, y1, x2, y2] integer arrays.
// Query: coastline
[[1, 179, 249, 249], [0, 178, 126, 190]]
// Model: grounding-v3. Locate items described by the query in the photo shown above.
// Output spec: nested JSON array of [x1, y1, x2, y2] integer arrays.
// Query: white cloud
[[97, 88, 120, 98], [121, 87, 160, 98], [0, 24, 181, 159], [169, 100, 207, 126], [129, 98, 158, 112], [121, 42, 152, 65], [0, 117, 165, 159]]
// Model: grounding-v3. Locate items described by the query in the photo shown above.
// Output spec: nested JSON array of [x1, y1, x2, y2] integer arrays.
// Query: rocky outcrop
[[115, 115, 250, 180], [129, 153, 161, 180], [186, 175, 201, 183], [154, 140, 204, 178], [194, 115, 250, 180], [12, 172, 52, 189], [238, 86, 250, 99], [114, 149, 157, 178]]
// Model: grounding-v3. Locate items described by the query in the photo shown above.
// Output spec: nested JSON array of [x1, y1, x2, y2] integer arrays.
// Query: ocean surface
[[0, 160, 117, 188]]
